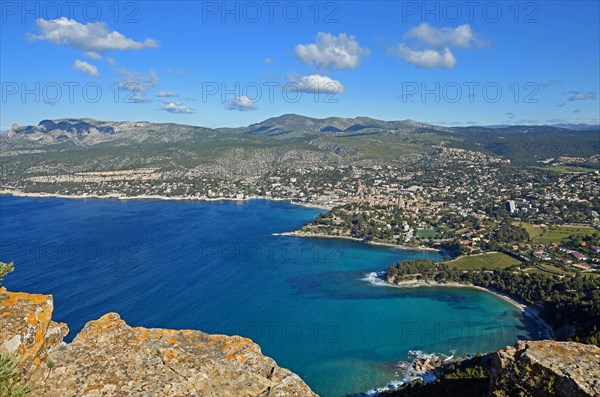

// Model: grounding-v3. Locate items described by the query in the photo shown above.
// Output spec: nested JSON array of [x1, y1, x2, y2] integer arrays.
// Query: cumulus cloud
[[161, 101, 195, 114], [225, 96, 257, 111], [73, 59, 99, 77], [389, 45, 456, 69], [403, 23, 489, 49], [290, 74, 345, 94], [390, 23, 486, 69], [107, 57, 116, 65], [558, 91, 597, 107], [295, 32, 369, 70], [264, 57, 273, 65], [28, 17, 158, 54]]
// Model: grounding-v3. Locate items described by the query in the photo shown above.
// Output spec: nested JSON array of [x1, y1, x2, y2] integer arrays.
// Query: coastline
[[0, 189, 334, 210], [277, 230, 442, 253], [384, 279, 555, 339]]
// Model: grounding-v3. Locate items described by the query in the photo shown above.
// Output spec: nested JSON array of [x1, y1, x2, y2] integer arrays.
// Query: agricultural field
[[445, 252, 521, 270], [515, 222, 597, 244], [416, 228, 439, 238]]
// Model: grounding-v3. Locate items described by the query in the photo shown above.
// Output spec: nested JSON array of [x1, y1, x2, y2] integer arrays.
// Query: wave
[[352, 349, 459, 396], [356, 379, 409, 396], [360, 271, 387, 286]]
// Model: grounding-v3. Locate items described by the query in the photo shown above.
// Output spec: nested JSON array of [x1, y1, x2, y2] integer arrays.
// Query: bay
[[0, 195, 540, 396]]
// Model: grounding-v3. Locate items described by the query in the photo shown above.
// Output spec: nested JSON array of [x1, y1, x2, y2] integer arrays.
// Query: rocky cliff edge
[[0, 287, 317, 397], [490, 340, 600, 397]]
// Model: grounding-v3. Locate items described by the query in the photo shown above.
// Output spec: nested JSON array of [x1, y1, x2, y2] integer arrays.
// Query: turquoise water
[[0, 196, 540, 396]]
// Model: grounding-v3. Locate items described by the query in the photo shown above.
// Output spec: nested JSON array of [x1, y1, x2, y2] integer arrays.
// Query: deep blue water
[[0, 196, 540, 396]]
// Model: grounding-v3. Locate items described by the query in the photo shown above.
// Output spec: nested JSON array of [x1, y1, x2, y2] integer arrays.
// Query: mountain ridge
[[7, 114, 599, 139], [2, 114, 599, 167]]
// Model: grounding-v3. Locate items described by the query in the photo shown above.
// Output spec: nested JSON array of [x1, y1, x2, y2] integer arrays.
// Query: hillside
[[1, 116, 598, 186]]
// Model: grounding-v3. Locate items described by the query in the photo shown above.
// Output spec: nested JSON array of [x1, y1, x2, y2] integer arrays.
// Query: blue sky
[[1, 1, 599, 129]]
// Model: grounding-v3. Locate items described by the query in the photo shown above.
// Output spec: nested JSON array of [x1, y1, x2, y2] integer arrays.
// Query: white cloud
[[225, 96, 257, 111], [116, 68, 158, 87], [116, 68, 159, 103], [85, 51, 102, 60], [107, 57, 116, 65], [295, 32, 369, 70], [73, 59, 99, 76], [28, 17, 159, 53], [156, 91, 179, 98], [161, 101, 195, 114], [390, 23, 486, 69], [290, 74, 345, 94], [558, 91, 597, 107], [264, 57, 273, 65], [389, 44, 456, 69], [403, 23, 488, 49], [567, 91, 597, 101]]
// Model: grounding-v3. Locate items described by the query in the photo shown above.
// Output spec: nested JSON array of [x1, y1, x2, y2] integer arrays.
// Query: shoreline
[[0, 189, 334, 210], [277, 230, 443, 253], [384, 279, 555, 339]]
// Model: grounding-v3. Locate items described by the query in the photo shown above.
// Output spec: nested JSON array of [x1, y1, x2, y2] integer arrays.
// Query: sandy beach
[[384, 279, 554, 339]]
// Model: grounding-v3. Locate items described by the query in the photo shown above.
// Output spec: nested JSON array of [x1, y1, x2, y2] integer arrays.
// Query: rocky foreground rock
[[490, 340, 600, 397], [0, 287, 317, 396], [3, 286, 600, 397]]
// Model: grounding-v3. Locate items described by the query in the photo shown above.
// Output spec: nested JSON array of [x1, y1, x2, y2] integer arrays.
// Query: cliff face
[[0, 288, 68, 372], [0, 288, 317, 396], [490, 340, 600, 397]]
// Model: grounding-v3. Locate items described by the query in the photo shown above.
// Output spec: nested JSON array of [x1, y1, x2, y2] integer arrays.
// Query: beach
[[383, 279, 555, 339]]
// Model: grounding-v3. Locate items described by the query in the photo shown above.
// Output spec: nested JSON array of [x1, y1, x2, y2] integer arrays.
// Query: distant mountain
[[547, 123, 600, 131], [228, 114, 450, 136], [6, 118, 215, 146], [483, 123, 600, 131], [2, 115, 598, 166]]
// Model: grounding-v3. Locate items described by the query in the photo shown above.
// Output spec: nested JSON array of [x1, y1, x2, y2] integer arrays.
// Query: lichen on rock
[[1, 288, 317, 396], [490, 340, 600, 397], [0, 287, 69, 375]]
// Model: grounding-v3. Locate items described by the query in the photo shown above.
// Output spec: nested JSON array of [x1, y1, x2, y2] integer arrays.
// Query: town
[[2, 147, 599, 278]]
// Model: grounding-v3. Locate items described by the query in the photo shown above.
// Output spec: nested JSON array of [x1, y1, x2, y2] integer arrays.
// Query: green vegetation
[[416, 228, 439, 238], [515, 222, 598, 244], [449, 126, 600, 165], [446, 252, 521, 270], [0, 263, 30, 397], [387, 259, 600, 344], [537, 264, 571, 275], [532, 225, 597, 244], [513, 222, 545, 239], [494, 223, 530, 244], [0, 352, 30, 397], [534, 165, 596, 174], [0, 262, 14, 285], [379, 354, 493, 397]]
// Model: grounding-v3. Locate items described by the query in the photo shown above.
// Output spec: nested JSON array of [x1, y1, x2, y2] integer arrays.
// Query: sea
[[0, 195, 542, 396]]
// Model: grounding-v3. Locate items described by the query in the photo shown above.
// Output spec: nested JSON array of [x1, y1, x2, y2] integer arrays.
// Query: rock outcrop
[[0, 288, 317, 396], [490, 340, 600, 397], [0, 287, 69, 374]]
